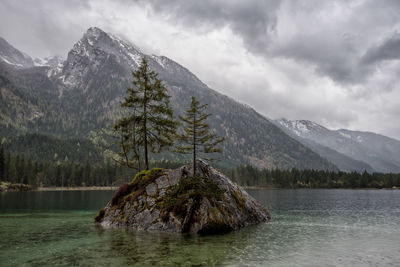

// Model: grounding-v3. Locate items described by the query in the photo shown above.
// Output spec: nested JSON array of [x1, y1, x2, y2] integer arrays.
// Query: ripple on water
[[1, 189, 400, 266]]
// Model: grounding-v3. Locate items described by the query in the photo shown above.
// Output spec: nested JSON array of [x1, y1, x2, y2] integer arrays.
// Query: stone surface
[[145, 183, 157, 197], [97, 160, 271, 234]]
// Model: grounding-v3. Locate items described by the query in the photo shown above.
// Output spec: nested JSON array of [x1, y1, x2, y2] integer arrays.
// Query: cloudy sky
[[1, 0, 400, 139]]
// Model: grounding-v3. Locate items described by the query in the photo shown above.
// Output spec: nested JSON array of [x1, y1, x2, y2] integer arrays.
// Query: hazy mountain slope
[[337, 129, 400, 172], [0, 63, 44, 130], [275, 119, 375, 172], [277, 119, 400, 173], [302, 140, 375, 173], [0, 36, 34, 68], [0, 28, 337, 170], [3, 133, 102, 164]]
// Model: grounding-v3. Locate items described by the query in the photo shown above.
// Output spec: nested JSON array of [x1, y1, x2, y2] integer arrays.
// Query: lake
[[1, 189, 399, 266]]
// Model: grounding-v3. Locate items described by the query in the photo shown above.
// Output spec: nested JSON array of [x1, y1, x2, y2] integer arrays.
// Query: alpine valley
[[1, 27, 398, 172]]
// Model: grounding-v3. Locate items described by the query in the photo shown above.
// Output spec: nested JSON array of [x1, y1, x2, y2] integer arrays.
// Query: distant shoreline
[[3, 185, 397, 192], [36, 186, 118, 191], [241, 186, 400, 190]]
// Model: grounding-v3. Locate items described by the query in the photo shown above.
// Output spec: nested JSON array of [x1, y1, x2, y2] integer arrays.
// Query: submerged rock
[[95, 160, 270, 234]]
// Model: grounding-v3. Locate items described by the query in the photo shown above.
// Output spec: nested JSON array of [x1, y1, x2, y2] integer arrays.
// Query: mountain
[[33, 56, 64, 68], [0, 27, 337, 170], [0, 36, 34, 68], [276, 119, 400, 173]]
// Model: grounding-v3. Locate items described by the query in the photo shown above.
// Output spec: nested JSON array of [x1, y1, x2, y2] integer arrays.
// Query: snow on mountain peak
[[59, 27, 146, 87], [151, 55, 167, 69], [277, 119, 327, 137], [34, 56, 64, 67], [338, 130, 363, 143]]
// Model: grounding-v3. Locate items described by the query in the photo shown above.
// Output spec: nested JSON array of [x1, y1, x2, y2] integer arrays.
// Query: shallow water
[[1, 189, 399, 266]]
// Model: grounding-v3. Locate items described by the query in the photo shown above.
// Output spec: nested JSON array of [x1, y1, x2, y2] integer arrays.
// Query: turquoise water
[[1, 189, 400, 266]]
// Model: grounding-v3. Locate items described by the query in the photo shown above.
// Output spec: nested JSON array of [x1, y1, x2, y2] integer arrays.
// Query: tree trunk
[[144, 75, 149, 170], [193, 112, 196, 176]]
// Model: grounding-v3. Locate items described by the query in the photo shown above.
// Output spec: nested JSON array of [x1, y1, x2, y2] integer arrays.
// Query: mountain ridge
[[0, 27, 342, 170], [276, 118, 400, 173]]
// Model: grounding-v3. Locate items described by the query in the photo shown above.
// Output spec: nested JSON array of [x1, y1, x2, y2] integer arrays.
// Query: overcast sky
[[1, 0, 400, 139]]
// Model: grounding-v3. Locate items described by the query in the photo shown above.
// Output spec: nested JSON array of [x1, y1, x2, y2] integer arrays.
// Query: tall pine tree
[[176, 96, 224, 176], [114, 57, 177, 170]]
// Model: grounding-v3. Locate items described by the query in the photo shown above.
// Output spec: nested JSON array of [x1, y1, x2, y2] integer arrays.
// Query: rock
[[95, 160, 271, 234], [145, 183, 157, 197]]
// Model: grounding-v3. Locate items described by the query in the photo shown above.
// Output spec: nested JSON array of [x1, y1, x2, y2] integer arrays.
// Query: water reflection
[[95, 224, 261, 266]]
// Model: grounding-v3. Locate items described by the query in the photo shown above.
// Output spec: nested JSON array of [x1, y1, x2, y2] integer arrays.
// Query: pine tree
[[5, 153, 11, 182], [113, 115, 141, 170], [114, 57, 177, 170], [176, 96, 224, 176], [83, 161, 91, 186], [0, 146, 4, 181]]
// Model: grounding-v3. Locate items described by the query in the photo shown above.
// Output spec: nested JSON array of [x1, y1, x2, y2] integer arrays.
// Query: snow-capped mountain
[[0, 27, 337, 170], [54, 27, 201, 90], [276, 119, 400, 173], [0, 36, 34, 68], [277, 119, 328, 137], [57, 27, 143, 87], [33, 56, 64, 68]]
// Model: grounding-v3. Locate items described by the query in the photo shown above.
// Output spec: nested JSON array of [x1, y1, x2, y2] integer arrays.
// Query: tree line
[[1, 145, 399, 189], [231, 164, 400, 189], [0, 145, 182, 188]]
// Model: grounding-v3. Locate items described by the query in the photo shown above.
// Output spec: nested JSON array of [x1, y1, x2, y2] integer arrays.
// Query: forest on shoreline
[[230, 164, 400, 189], [1, 146, 399, 190]]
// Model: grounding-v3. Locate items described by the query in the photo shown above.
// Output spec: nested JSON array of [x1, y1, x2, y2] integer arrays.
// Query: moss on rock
[[232, 188, 246, 210], [132, 168, 163, 184], [111, 168, 164, 207], [97, 160, 271, 234], [156, 175, 225, 233], [157, 175, 225, 218]]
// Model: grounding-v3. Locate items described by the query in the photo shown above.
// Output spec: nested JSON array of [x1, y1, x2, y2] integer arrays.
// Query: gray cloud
[[362, 32, 400, 64], [142, 0, 400, 85], [140, 0, 281, 53], [0, 0, 94, 57]]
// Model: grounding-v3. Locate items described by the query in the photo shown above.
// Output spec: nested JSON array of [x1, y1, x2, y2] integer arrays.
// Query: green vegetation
[[114, 57, 177, 170], [2, 133, 102, 164], [0, 181, 31, 192], [176, 96, 224, 175], [0, 145, 4, 180], [2, 139, 399, 189], [232, 164, 400, 189], [111, 167, 164, 207], [158, 175, 225, 227], [0, 144, 181, 188], [132, 168, 163, 183]]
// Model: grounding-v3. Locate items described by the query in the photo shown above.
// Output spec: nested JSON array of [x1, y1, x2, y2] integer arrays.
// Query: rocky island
[[95, 160, 270, 234]]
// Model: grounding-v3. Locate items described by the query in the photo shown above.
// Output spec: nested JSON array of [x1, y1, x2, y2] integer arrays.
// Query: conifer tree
[[0, 146, 4, 181], [114, 57, 177, 170], [176, 96, 224, 175], [113, 113, 141, 170]]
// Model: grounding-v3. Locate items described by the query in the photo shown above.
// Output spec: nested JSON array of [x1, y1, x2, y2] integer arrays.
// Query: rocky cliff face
[[95, 160, 270, 234]]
